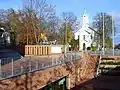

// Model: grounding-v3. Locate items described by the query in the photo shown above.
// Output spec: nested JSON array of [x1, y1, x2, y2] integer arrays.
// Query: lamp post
[[64, 22, 68, 55], [79, 34, 80, 51], [103, 13, 105, 55], [65, 22, 67, 54], [112, 15, 115, 56]]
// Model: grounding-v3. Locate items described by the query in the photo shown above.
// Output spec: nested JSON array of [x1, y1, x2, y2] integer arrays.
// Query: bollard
[[66, 74, 70, 90], [11, 58, 14, 76]]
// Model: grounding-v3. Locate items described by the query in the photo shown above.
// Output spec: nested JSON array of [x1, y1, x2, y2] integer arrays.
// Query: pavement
[[0, 45, 22, 59], [0, 44, 81, 79], [0, 49, 22, 59]]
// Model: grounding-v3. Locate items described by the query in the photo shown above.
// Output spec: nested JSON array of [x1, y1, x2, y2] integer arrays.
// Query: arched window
[[83, 35, 85, 40], [91, 35, 92, 39]]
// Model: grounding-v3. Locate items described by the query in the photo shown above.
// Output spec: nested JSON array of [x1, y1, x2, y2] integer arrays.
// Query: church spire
[[82, 9, 89, 28], [83, 8, 88, 16]]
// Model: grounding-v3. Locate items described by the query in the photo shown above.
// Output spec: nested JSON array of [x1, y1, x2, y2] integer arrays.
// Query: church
[[74, 10, 94, 51]]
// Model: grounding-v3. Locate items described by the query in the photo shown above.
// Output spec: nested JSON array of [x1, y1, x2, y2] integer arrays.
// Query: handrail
[[96, 55, 102, 76], [0, 52, 81, 80]]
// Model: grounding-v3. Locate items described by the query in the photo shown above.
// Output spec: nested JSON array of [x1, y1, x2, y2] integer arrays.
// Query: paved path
[[0, 52, 81, 80], [0, 45, 22, 59]]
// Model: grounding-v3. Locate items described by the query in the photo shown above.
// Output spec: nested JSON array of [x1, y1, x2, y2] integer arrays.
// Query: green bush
[[91, 46, 97, 51]]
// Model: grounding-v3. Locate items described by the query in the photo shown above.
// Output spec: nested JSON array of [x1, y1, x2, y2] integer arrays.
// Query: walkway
[[0, 51, 81, 80]]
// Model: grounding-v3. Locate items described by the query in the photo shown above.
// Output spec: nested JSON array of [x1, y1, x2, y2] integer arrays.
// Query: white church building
[[74, 10, 94, 50]]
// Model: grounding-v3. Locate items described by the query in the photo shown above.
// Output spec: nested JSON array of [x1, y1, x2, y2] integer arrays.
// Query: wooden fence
[[18, 45, 51, 56]]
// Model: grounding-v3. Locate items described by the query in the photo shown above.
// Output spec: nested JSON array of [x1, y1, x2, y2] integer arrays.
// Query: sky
[[0, 0, 120, 43]]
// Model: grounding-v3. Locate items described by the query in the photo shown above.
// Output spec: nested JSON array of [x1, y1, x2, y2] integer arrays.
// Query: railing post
[[95, 50, 97, 57], [55, 58, 57, 65], [29, 61, 31, 72], [0, 59, 2, 79], [71, 54, 72, 61], [118, 50, 120, 56], [96, 55, 101, 76], [36, 60, 38, 70], [51, 57, 53, 66], [21, 64, 23, 74], [11, 58, 14, 76], [66, 74, 70, 90], [75, 52, 77, 59], [41, 63, 44, 69]]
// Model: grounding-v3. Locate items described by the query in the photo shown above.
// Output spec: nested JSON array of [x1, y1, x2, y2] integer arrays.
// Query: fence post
[[0, 59, 2, 79], [11, 58, 14, 76]]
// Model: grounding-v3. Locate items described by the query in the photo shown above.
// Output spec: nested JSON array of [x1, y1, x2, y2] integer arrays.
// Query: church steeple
[[83, 9, 88, 16], [82, 9, 89, 28]]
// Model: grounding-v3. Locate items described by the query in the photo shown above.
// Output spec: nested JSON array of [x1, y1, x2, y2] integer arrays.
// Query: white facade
[[74, 10, 94, 50]]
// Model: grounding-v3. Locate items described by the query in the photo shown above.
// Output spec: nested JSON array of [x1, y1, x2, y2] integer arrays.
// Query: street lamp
[[64, 22, 68, 55], [112, 15, 115, 56], [103, 13, 105, 55]]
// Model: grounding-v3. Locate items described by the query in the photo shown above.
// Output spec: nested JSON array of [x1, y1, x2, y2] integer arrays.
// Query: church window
[[91, 35, 92, 39], [83, 35, 85, 40]]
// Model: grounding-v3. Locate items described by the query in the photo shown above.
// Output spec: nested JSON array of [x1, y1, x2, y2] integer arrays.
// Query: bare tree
[[21, 0, 55, 44], [7, 0, 55, 45], [58, 12, 79, 44], [93, 12, 115, 48]]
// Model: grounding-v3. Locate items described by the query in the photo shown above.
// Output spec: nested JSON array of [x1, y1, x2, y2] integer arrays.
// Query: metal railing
[[88, 49, 120, 56], [0, 52, 81, 80], [96, 55, 102, 76]]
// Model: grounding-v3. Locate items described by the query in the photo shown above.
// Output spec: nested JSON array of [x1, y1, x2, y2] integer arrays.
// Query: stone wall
[[0, 54, 97, 90]]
